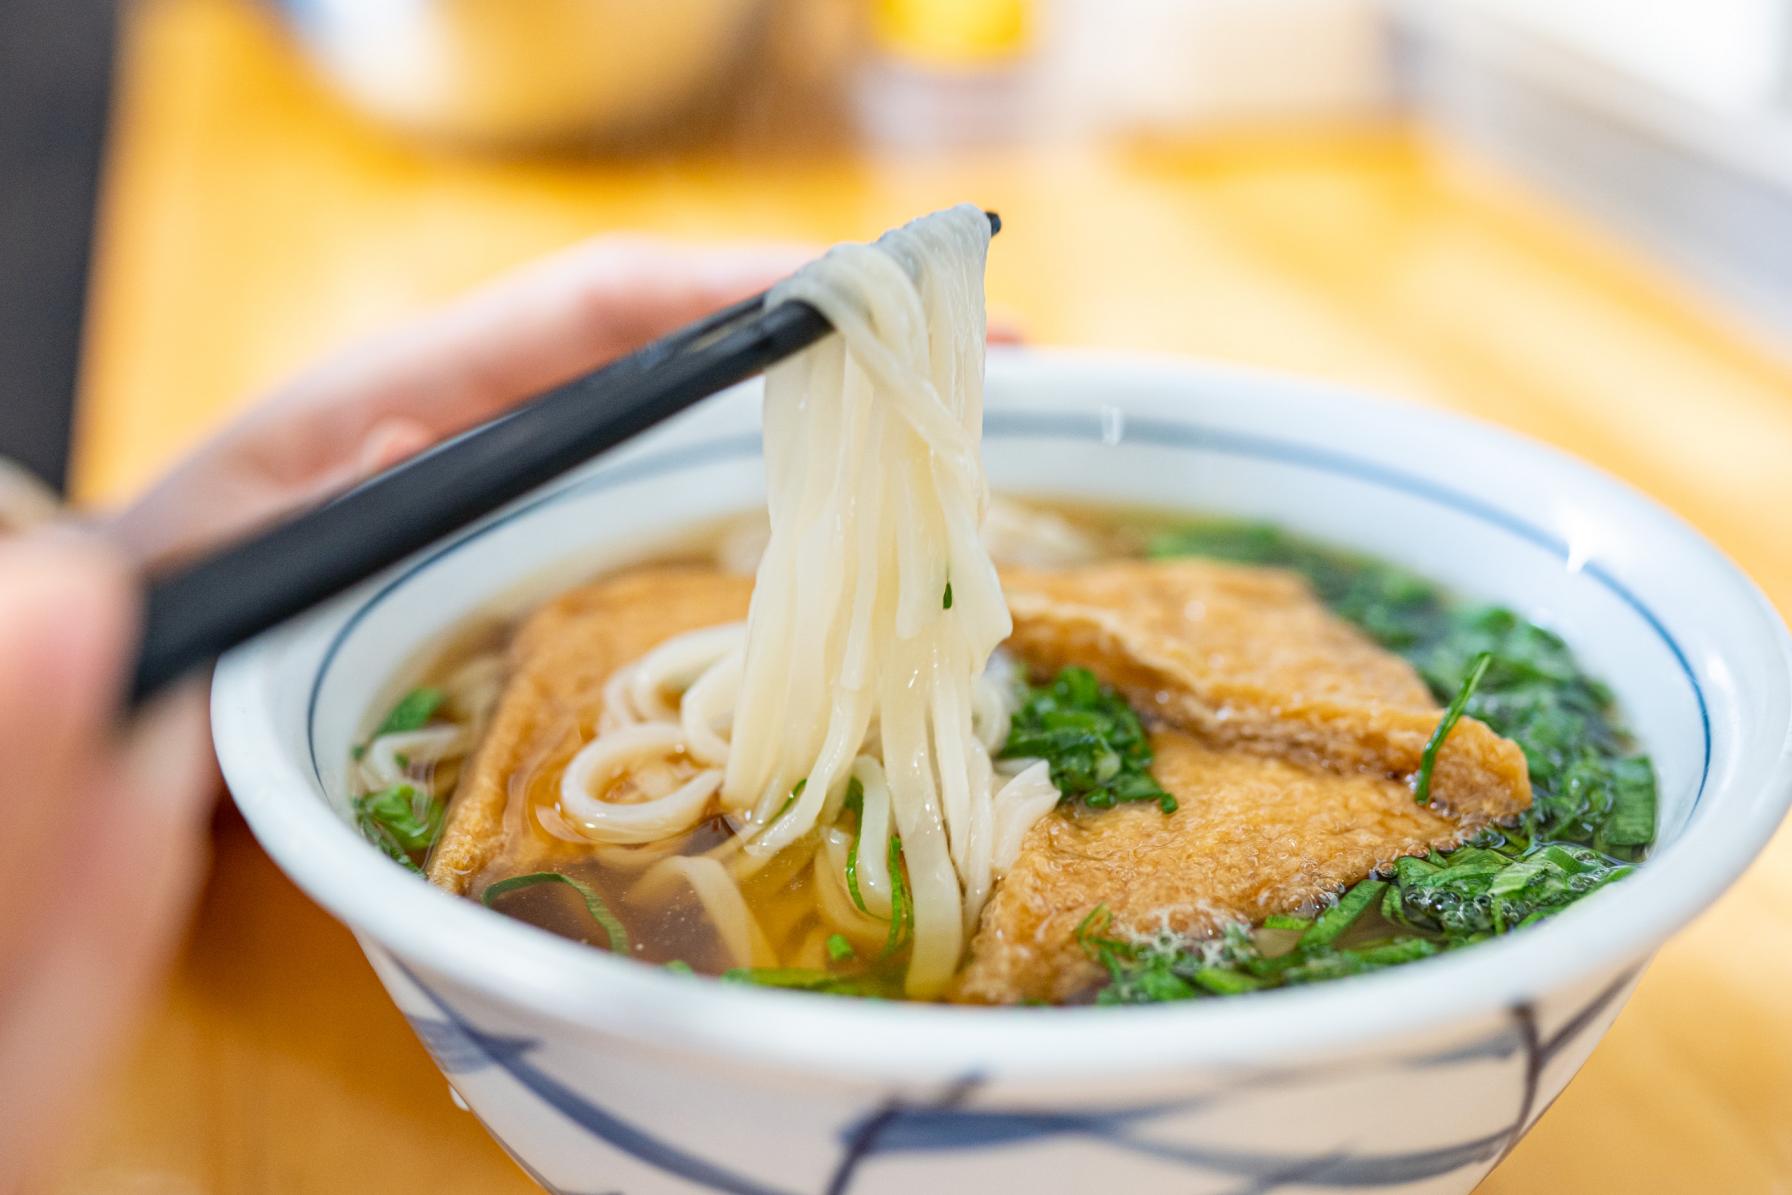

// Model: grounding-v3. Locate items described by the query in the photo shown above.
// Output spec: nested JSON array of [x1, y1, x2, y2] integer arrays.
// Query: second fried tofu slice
[[1003, 559, 1530, 819], [952, 730, 1524, 1004], [427, 564, 751, 893]]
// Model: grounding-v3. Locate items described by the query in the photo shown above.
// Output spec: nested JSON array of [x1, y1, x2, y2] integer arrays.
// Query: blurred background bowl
[[274, 0, 773, 147]]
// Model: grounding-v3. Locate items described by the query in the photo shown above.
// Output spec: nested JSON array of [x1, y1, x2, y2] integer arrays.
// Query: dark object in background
[[0, 0, 117, 494], [268, 0, 776, 152]]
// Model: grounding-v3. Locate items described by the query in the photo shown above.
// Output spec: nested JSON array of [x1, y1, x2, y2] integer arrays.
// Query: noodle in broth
[[545, 205, 1054, 997]]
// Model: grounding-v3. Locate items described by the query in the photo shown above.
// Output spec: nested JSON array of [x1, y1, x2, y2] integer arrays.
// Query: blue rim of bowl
[[306, 411, 1712, 824]]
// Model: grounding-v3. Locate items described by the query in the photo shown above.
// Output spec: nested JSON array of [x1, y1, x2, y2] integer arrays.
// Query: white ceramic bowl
[[214, 351, 1792, 1194]]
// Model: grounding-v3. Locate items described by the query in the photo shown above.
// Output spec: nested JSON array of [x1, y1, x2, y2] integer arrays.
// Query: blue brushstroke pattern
[[409, 1013, 535, 1074], [397, 964, 1634, 1193], [826, 971, 1639, 1191], [396, 962, 799, 1195], [390, 914, 1637, 1193], [853, 1102, 1509, 1186]]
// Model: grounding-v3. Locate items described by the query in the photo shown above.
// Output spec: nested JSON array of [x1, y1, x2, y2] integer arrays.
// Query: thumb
[[0, 682, 214, 1192], [0, 535, 137, 951]]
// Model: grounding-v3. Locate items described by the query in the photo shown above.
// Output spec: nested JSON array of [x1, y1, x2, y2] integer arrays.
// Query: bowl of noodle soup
[[213, 212, 1792, 1193]]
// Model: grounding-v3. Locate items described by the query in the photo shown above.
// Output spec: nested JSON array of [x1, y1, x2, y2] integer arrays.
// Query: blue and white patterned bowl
[[212, 351, 1792, 1194]]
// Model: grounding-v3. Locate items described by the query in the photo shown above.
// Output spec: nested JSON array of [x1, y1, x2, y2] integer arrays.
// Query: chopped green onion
[[1413, 652, 1492, 805], [1595, 756, 1658, 849], [1346, 937, 1439, 967], [376, 687, 445, 737], [1378, 879, 1411, 929], [826, 933, 855, 963], [482, 872, 630, 954], [1073, 903, 1139, 984], [842, 779, 869, 913], [1075, 903, 1112, 944], [723, 967, 830, 988], [359, 818, 423, 875], [1261, 913, 1311, 932], [664, 960, 694, 976], [1298, 878, 1387, 950], [881, 834, 914, 959], [767, 779, 804, 827], [1002, 667, 1176, 814], [720, 967, 881, 997], [354, 783, 443, 855], [1191, 967, 1266, 995]]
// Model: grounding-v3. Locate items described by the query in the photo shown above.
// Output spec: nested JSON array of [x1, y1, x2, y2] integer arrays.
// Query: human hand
[[4, 237, 813, 1189], [106, 237, 816, 566], [0, 536, 213, 1193]]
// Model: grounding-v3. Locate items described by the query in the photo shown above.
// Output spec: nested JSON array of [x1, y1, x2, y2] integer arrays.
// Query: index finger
[[259, 238, 821, 455]]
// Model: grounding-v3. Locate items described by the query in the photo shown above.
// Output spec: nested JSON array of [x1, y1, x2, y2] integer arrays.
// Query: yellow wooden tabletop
[[50, 0, 1792, 1189]]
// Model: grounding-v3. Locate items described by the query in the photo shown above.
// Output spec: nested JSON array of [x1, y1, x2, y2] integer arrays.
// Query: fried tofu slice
[[427, 564, 751, 892], [953, 731, 1520, 1003], [956, 559, 1533, 1003], [1002, 559, 1529, 820]]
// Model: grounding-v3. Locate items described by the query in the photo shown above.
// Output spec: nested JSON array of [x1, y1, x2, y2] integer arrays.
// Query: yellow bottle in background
[[856, 0, 1037, 145], [872, 0, 1032, 68]]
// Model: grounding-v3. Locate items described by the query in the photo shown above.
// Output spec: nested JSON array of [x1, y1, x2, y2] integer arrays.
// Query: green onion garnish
[[767, 778, 804, 827], [1191, 967, 1266, 995], [842, 779, 869, 913], [482, 872, 630, 954], [375, 687, 445, 736], [1595, 756, 1658, 849], [1413, 651, 1492, 805], [1298, 877, 1387, 950], [1002, 666, 1176, 814], [880, 834, 913, 959], [721, 968, 881, 997], [353, 783, 443, 858]]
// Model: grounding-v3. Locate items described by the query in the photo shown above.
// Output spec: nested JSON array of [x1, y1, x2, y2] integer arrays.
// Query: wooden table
[[54, 0, 1792, 1189]]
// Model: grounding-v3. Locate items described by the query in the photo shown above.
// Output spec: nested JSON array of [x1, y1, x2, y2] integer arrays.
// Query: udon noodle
[[553, 205, 1058, 996]]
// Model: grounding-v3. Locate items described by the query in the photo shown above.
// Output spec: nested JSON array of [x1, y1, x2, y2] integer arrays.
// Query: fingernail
[[357, 417, 434, 476]]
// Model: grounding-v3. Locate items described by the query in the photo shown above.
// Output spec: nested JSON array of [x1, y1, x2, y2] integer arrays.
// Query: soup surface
[[349, 506, 1655, 1005]]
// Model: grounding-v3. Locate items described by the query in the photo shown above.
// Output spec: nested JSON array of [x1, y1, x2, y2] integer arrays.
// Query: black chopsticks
[[127, 211, 1001, 704]]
